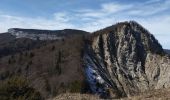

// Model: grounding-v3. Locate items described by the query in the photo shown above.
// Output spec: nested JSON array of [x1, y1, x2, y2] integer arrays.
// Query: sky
[[0, 0, 170, 49]]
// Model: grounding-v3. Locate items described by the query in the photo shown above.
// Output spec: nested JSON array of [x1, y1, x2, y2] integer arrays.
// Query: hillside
[[0, 21, 170, 99], [0, 33, 53, 58], [0, 31, 88, 99], [0, 33, 89, 99]]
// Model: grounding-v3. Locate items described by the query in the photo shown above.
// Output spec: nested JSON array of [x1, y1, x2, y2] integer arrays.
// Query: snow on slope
[[84, 54, 108, 96]]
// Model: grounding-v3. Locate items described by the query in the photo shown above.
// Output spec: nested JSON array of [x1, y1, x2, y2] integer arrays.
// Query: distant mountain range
[[164, 49, 170, 54], [0, 21, 170, 99], [8, 28, 88, 40]]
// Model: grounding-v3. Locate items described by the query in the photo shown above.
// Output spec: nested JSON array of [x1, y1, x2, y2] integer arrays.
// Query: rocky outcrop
[[84, 21, 170, 98], [8, 28, 88, 40]]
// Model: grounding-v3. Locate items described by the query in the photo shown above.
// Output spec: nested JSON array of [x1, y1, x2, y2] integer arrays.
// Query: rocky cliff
[[8, 28, 88, 40], [84, 21, 170, 98]]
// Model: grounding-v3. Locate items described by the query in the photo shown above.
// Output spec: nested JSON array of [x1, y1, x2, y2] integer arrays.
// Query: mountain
[[0, 29, 89, 58], [0, 33, 56, 58], [0, 29, 89, 99], [84, 21, 170, 98], [0, 35, 88, 99], [0, 33, 16, 43], [164, 49, 170, 54], [0, 21, 170, 99], [8, 28, 88, 40]]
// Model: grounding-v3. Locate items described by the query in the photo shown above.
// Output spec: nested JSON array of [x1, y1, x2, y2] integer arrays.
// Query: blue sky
[[0, 0, 170, 49]]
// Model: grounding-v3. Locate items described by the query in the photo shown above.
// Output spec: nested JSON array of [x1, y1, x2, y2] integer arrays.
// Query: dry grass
[[121, 88, 170, 100], [51, 88, 170, 100], [50, 93, 101, 100]]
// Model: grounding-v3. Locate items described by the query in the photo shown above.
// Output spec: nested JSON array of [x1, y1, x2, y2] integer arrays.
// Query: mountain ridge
[[8, 28, 89, 40], [165, 49, 170, 54], [84, 21, 170, 98], [0, 21, 170, 99]]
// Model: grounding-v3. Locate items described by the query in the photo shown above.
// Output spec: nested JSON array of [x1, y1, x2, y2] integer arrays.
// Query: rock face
[[84, 21, 170, 98], [8, 28, 88, 40]]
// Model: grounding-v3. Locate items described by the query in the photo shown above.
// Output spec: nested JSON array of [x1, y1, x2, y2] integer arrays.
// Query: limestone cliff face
[[8, 28, 62, 40], [84, 21, 170, 98], [8, 28, 88, 40]]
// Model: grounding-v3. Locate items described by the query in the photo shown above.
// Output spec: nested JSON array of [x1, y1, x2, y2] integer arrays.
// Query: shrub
[[69, 80, 82, 93], [0, 76, 43, 100]]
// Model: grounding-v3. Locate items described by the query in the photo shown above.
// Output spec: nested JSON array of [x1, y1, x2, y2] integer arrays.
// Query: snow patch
[[84, 54, 106, 94]]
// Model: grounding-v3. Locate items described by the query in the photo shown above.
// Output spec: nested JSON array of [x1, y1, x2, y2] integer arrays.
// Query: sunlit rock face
[[8, 28, 88, 40], [84, 21, 170, 98], [8, 28, 62, 40]]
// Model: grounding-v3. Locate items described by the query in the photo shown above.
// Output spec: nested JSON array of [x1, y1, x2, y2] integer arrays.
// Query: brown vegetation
[[0, 34, 88, 99], [0, 76, 43, 100]]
